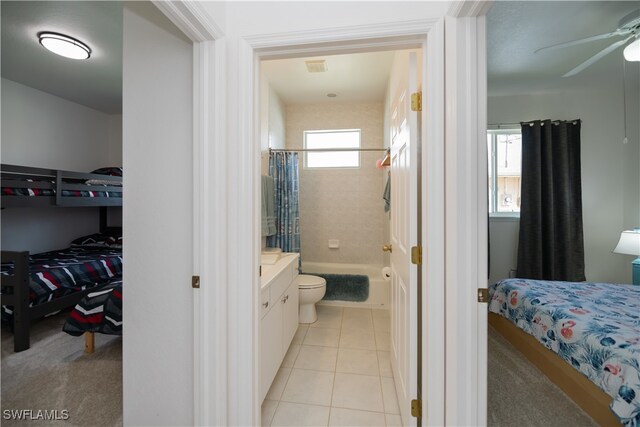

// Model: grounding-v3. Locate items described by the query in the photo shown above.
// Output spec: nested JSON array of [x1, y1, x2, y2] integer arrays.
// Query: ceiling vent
[[305, 60, 327, 73]]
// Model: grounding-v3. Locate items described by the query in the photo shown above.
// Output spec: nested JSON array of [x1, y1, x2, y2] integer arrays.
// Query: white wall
[[260, 77, 286, 174], [122, 2, 193, 425], [1, 78, 122, 253], [286, 102, 387, 265], [488, 67, 640, 284]]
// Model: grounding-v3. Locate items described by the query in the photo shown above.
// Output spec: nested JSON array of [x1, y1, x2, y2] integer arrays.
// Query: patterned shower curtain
[[267, 151, 300, 254]]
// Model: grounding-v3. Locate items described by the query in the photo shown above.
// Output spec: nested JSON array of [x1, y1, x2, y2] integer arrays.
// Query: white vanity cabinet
[[259, 254, 299, 403]]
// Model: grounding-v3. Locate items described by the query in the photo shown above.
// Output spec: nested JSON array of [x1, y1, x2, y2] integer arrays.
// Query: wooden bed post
[[85, 332, 95, 354], [12, 252, 31, 352]]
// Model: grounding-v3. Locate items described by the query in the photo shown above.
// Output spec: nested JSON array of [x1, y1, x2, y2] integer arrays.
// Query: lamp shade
[[624, 39, 640, 62], [613, 230, 640, 256]]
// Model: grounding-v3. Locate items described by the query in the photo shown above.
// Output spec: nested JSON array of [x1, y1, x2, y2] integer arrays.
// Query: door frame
[[443, 1, 491, 426], [232, 19, 445, 426], [151, 2, 226, 425]]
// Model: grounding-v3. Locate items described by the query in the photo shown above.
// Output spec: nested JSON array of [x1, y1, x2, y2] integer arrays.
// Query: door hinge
[[411, 398, 422, 418], [411, 246, 422, 265], [411, 92, 422, 112], [477, 288, 489, 303], [192, 275, 200, 289]]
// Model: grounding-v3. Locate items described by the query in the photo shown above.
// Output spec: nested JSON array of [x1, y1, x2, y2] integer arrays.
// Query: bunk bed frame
[[1, 163, 122, 352]]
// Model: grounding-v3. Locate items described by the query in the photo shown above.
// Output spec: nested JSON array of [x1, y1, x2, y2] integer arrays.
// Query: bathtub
[[301, 261, 390, 309]]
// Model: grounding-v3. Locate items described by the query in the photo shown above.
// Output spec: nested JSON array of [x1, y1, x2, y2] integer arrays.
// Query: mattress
[[489, 278, 640, 426], [1, 247, 123, 310], [63, 278, 122, 336]]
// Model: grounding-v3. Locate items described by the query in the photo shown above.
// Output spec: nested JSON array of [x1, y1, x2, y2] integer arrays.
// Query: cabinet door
[[260, 299, 283, 402], [282, 281, 299, 354]]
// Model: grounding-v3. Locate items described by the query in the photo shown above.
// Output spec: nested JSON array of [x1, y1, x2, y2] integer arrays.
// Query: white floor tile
[[339, 327, 376, 350], [342, 307, 373, 320], [292, 326, 309, 345], [271, 402, 330, 427], [373, 316, 390, 333], [310, 307, 343, 329], [371, 309, 390, 319], [303, 328, 341, 347], [385, 413, 403, 427], [281, 369, 335, 406], [377, 351, 393, 377], [335, 348, 379, 376], [328, 407, 386, 427], [381, 377, 400, 414], [341, 316, 373, 331], [261, 399, 278, 426], [282, 344, 301, 368], [331, 373, 384, 412], [294, 345, 338, 372], [375, 329, 390, 351], [266, 367, 292, 401]]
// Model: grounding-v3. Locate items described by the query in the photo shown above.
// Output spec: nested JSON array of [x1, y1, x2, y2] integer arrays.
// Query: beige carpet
[[488, 326, 598, 427], [1, 311, 122, 427]]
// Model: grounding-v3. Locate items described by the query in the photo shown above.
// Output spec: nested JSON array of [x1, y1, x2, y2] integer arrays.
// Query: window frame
[[303, 129, 362, 169], [487, 127, 522, 218]]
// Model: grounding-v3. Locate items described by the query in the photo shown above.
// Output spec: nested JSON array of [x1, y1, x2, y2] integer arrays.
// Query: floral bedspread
[[489, 279, 640, 426]]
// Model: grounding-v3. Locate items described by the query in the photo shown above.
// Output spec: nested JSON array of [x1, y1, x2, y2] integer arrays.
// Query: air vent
[[305, 60, 327, 73]]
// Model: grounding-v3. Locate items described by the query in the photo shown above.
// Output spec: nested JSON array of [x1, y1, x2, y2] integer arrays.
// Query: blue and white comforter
[[489, 279, 640, 426]]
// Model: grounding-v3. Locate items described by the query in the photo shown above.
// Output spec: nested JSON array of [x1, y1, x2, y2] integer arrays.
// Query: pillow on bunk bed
[[85, 167, 123, 186], [70, 233, 122, 249]]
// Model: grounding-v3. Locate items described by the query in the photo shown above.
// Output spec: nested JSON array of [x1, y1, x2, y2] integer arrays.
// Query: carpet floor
[[1, 311, 122, 427], [488, 326, 598, 427]]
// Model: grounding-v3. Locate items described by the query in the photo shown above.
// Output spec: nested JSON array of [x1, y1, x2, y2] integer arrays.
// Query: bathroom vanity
[[259, 252, 300, 402]]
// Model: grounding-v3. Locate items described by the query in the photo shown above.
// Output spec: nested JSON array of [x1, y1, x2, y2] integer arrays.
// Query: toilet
[[296, 274, 327, 324]]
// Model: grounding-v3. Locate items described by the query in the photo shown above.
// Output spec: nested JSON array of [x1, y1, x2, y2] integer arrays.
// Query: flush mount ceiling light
[[623, 39, 640, 62], [38, 32, 91, 60]]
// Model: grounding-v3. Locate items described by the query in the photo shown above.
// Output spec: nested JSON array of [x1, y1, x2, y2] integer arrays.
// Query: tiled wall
[[286, 102, 388, 265]]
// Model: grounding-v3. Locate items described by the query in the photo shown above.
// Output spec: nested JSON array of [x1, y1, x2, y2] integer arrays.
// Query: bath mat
[[303, 273, 369, 302]]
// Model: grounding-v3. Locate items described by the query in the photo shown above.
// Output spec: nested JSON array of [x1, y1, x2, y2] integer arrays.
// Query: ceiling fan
[[535, 9, 640, 77]]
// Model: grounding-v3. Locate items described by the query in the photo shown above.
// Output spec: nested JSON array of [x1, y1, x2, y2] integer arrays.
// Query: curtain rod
[[489, 119, 581, 128], [269, 148, 387, 153]]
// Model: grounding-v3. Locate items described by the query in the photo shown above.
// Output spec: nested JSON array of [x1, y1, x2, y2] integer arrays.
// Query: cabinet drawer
[[260, 287, 270, 319], [270, 264, 294, 306]]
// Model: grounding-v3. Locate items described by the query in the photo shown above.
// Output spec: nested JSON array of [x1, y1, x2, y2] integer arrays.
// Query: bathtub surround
[[303, 273, 370, 302], [286, 102, 386, 266]]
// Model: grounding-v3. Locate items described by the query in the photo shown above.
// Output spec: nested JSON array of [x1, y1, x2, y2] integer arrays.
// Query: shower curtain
[[267, 151, 300, 254]]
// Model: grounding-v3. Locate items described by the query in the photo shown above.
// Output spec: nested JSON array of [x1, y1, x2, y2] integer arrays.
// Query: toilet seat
[[297, 274, 326, 289]]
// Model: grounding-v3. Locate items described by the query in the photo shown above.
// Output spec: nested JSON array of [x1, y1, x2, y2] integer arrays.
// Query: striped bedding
[[3, 187, 121, 198], [63, 279, 122, 336], [1, 247, 123, 316], [489, 278, 640, 426]]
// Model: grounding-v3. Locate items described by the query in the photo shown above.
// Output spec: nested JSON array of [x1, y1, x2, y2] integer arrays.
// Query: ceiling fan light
[[38, 32, 91, 60], [623, 39, 640, 62]]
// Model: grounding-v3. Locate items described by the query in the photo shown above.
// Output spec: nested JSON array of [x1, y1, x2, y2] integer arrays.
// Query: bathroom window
[[304, 129, 361, 168], [488, 129, 522, 216]]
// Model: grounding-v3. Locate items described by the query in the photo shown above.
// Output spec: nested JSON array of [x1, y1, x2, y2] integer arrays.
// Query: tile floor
[[261, 305, 402, 427]]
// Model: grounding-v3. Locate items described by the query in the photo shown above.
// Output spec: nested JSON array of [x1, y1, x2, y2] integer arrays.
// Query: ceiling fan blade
[[563, 35, 635, 77], [535, 30, 625, 53]]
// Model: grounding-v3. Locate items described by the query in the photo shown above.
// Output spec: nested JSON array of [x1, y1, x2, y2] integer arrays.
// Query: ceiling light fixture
[[623, 39, 640, 62], [38, 32, 91, 60]]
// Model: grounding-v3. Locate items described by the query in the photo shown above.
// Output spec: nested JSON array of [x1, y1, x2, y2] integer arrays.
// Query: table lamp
[[613, 229, 640, 285]]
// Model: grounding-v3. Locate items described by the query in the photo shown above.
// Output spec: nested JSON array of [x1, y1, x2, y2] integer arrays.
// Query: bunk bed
[[1, 163, 123, 352], [489, 278, 640, 426]]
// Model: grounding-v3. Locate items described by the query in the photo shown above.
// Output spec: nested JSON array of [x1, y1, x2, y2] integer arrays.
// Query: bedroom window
[[488, 129, 522, 216], [304, 129, 361, 168]]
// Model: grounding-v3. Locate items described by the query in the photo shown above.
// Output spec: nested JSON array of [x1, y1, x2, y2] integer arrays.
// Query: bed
[[1, 164, 122, 208], [62, 278, 122, 353], [489, 278, 640, 426], [1, 233, 122, 352]]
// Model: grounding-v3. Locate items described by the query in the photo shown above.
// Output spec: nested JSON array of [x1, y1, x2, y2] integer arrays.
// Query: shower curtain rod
[[269, 148, 387, 153]]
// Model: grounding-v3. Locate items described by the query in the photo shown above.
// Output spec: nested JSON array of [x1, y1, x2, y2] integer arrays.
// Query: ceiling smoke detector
[[305, 60, 327, 73]]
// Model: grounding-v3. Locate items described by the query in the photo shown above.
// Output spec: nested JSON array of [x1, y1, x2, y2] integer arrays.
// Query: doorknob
[[382, 244, 393, 253]]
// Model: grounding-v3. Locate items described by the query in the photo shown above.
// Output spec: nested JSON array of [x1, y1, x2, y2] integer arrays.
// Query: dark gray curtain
[[516, 119, 585, 281]]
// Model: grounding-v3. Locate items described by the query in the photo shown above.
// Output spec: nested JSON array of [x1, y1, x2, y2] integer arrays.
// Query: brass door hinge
[[192, 275, 200, 289], [411, 398, 422, 418], [411, 246, 422, 265], [477, 288, 489, 303], [411, 92, 422, 112]]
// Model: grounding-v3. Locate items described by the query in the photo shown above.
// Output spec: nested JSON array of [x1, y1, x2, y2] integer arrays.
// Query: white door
[[389, 51, 419, 427]]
